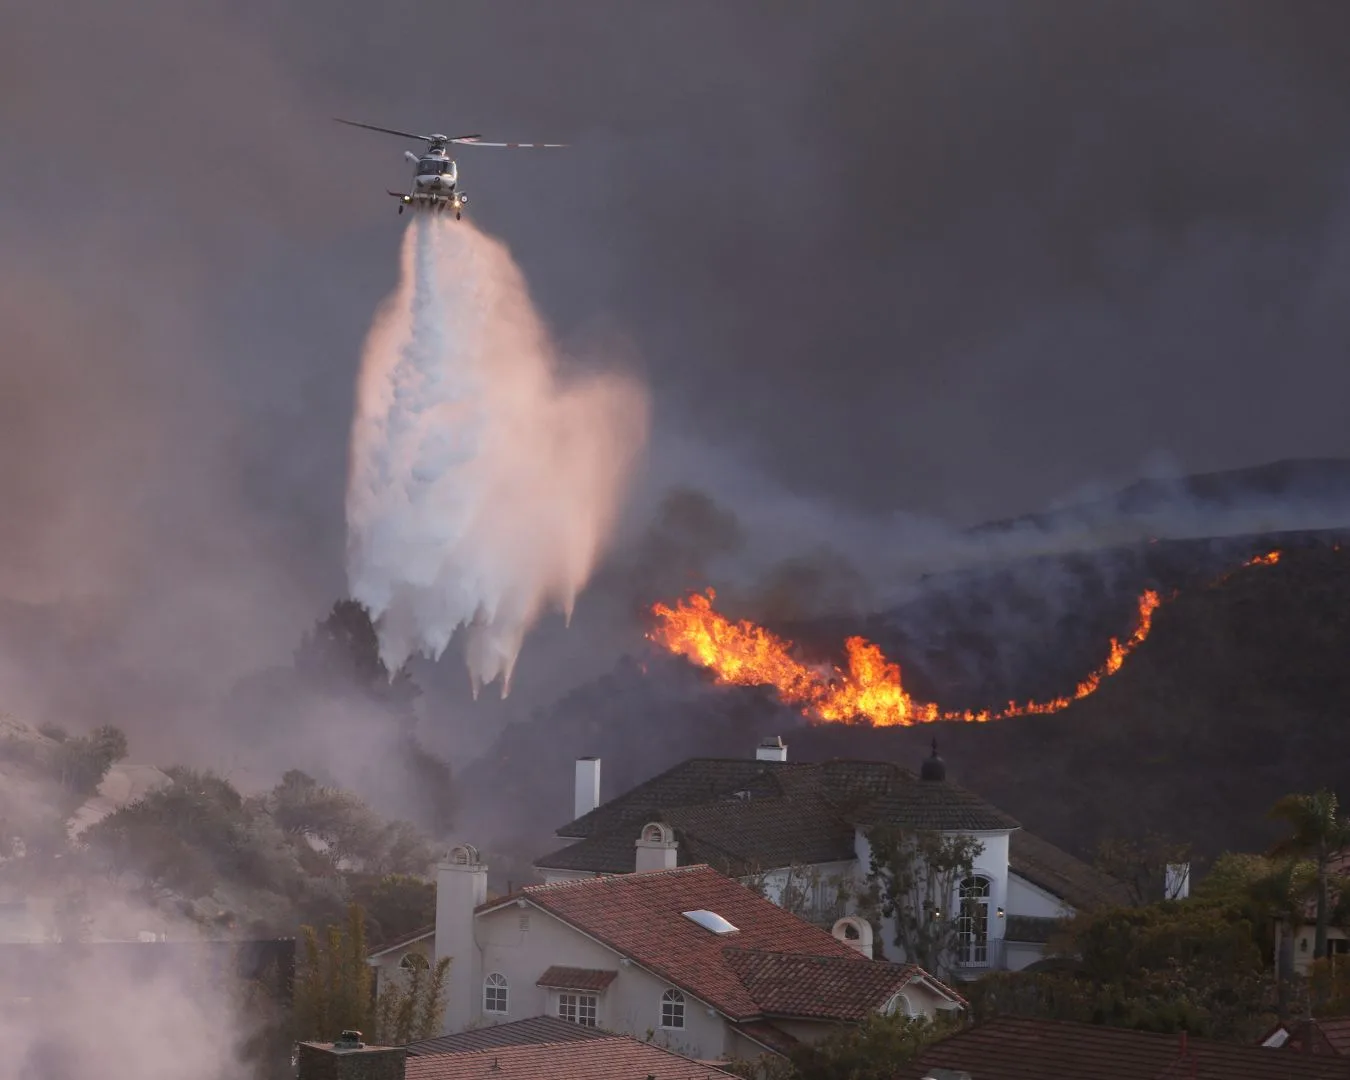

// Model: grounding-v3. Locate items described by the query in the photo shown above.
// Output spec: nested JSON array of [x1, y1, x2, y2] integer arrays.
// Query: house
[[1277, 850, 1350, 976], [368, 924, 435, 993], [900, 1016, 1350, 1079], [536, 737, 1129, 976], [1262, 1017, 1350, 1055], [404, 847, 965, 1057], [298, 1017, 740, 1079]]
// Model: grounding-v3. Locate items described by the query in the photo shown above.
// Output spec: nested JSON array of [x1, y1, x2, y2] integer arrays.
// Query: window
[[399, 953, 429, 972], [417, 158, 447, 176], [957, 876, 991, 965], [484, 973, 508, 1014], [557, 992, 597, 1027], [660, 988, 685, 1029]]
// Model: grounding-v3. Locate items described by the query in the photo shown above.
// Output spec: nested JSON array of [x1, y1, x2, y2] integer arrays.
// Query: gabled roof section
[[478, 864, 865, 1020], [404, 1015, 738, 1079], [556, 757, 809, 838], [367, 924, 435, 959], [1009, 829, 1131, 912], [721, 949, 965, 1022], [537, 790, 856, 876], [852, 775, 1020, 833], [899, 1016, 1350, 1080], [1262, 1017, 1350, 1056]]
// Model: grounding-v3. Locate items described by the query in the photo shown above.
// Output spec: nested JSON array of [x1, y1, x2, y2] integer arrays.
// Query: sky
[[3, 1, 1350, 765]]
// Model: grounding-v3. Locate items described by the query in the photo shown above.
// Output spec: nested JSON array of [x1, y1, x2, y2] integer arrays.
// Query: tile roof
[[367, 924, 435, 958], [1009, 829, 1132, 912], [535, 966, 618, 992], [899, 1016, 1350, 1080], [404, 1015, 736, 1079], [851, 776, 1020, 833], [732, 1020, 801, 1056], [406, 1015, 608, 1056], [720, 949, 961, 1021], [479, 865, 871, 1020], [537, 791, 855, 876], [1264, 1017, 1350, 1056]]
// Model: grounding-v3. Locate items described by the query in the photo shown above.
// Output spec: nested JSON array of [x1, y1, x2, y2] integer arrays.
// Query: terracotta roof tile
[[732, 1020, 800, 1056], [404, 1015, 736, 1079], [721, 949, 960, 1021], [535, 966, 618, 992], [1267, 1017, 1350, 1056], [481, 865, 867, 1020], [900, 1016, 1350, 1080]]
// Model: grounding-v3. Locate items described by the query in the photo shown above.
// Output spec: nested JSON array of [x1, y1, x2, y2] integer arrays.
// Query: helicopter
[[336, 118, 566, 219]]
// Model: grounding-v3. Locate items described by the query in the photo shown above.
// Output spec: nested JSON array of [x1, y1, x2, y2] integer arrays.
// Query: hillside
[[459, 532, 1350, 870]]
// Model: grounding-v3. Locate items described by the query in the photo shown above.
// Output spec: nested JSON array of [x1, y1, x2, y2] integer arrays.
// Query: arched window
[[400, 953, 429, 972], [660, 988, 685, 1029], [484, 972, 509, 1014], [957, 876, 992, 965], [883, 991, 915, 1018]]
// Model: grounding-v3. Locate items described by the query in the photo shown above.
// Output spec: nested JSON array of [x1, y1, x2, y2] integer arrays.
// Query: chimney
[[436, 844, 488, 1034], [1166, 862, 1191, 900], [296, 1032, 406, 1080], [831, 916, 875, 959], [755, 736, 787, 762], [574, 757, 601, 819], [635, 822, 679, 873]]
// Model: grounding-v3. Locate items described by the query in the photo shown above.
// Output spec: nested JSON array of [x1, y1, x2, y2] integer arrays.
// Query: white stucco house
[[370, 847, 965, 1060], [534, 737, 1130, 979]]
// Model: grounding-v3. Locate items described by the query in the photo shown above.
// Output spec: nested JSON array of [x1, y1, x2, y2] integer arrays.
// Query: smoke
[[346, 216, 648, 694]]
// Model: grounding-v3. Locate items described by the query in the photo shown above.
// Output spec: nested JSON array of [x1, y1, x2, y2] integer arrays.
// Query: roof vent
[[334, 1030, 365, 1050], [682, 909, 739, 934]]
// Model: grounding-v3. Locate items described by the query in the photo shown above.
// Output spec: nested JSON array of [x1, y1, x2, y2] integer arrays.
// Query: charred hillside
[[463, 533, 1350, 869]]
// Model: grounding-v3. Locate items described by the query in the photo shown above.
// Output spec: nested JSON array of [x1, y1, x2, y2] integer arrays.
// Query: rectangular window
[[557, 992, 597, 1027]]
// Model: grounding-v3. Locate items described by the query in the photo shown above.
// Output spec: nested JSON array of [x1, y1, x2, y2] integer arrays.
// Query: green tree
[[1268, 789, 1350, 960], [349, 873, 436, 946], [861, 825, 983, 979], [372, 954, 451, 1044], [294, 600, 420, 711], [727, 1011, 959, 1080], [293, 904, 375, 1042], [1094, 831, 1194, 906]]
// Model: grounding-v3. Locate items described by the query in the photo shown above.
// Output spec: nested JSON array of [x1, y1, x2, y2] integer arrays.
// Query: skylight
[[682, 909, 739, 935]]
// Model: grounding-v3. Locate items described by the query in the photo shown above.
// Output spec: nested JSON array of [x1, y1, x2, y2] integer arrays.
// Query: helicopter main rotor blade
[[451, 138, 568, 148], [335, 118, 434, 142]]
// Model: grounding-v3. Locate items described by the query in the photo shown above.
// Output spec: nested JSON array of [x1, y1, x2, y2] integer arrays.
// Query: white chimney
[[1165, 862, 1191, 900], [635, 822, 678, 873], [831, 916, 874, 959], [574, 757, 601, 820], [436, 844, 488, 1034], [756, 736, 787, 762]]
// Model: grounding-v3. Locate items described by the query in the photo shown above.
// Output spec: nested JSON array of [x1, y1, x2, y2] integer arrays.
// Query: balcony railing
[[952, 936, 1006, 974]]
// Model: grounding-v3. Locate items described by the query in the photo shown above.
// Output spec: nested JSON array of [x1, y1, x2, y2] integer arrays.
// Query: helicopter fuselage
[[390, 151, 468, 217]]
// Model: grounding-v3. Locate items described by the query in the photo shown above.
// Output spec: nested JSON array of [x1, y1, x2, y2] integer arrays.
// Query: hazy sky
[[4, 1, 1350, 753]]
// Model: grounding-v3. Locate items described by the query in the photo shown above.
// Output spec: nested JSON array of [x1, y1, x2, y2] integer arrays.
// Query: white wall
[[852, 828, 1012, 968], [1006, 873, 1072, 919], [1004, 941, 1049, 972], [751, 861, 856, 920], [473, 905, 730, 1059]]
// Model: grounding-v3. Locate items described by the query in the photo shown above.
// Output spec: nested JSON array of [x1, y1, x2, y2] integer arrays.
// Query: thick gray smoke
[[347, 216, 648, 693]]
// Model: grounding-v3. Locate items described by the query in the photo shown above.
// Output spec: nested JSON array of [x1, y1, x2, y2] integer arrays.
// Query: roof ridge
[[522, 863, 711, 895]]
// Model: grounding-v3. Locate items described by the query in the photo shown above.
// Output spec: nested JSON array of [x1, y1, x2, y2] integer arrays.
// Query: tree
[[1268, 789, 1350, 961], [372, 954, 451, 1044], [349, 873, 436, 946], [1094, 831, 1194, 906], [861, 825, 984, 978], [293, 904, 375, 1042], [294, 600, 420, 712], [56, 724, 129, 798], [293, 902, 450, 1045]]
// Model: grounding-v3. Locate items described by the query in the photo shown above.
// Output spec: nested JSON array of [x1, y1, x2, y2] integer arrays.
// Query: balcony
[[951, 936, 1007, 976]]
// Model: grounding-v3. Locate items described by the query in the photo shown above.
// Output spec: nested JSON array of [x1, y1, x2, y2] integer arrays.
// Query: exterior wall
[[1006, 873, 1072, 919], [536, 868, 599, 887], [1291, 924, 1350, 976], [853, 828, 1012, 971], [749, 861, 856, 923], [435, 856, 488, 1034], [368, 936, 434, 994], [1004, 941, 1049, 972], [474, 905, 731, 1059]]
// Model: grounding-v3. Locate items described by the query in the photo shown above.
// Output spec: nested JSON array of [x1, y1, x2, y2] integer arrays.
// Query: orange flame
[[648, 549, 1281, 727]]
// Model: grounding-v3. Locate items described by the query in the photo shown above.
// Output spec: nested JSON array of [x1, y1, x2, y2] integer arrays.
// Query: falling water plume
[[347, 216, 648, 693]]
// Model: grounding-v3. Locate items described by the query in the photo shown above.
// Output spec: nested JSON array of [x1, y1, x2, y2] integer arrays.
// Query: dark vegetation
[[462, 529, 1350, 868]]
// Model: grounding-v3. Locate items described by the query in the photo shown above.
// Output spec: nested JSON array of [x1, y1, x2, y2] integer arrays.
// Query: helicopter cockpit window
[[417, 158, 448, 176]]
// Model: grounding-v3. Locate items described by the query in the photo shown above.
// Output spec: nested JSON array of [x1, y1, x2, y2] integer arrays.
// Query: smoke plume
[[346, 216, 648, 694]]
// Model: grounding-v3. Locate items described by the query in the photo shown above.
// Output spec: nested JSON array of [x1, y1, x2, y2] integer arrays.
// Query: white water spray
[[346, 216, 648, 694]]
